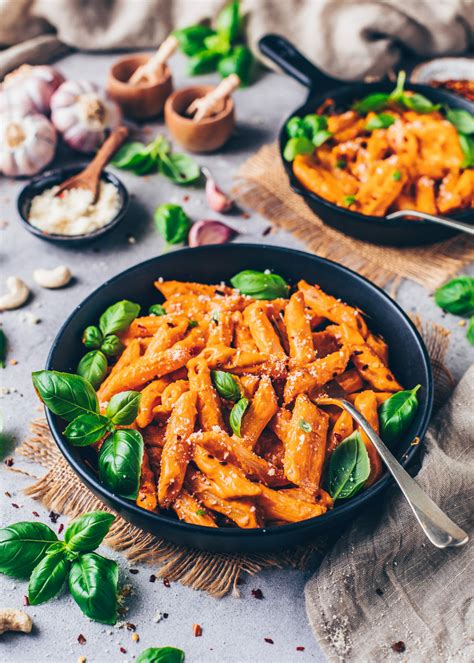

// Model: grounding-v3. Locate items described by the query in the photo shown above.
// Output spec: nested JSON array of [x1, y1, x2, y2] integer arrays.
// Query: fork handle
[[82, 126, 129, 180], [386, 210, 474, 236]]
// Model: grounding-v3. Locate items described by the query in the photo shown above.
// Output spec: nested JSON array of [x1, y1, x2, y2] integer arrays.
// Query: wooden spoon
[[55, 126, 129, 203]]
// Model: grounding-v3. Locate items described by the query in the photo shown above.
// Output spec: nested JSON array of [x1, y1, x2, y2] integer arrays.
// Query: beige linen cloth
[[1, 0, 474, 78], [306, 365, 474, 663]]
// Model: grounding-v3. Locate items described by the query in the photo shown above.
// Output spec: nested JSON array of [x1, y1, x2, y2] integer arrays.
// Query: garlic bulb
[[0, 113, 57, 177], [51, 80, 122, 153], [0, 64, 64, 116]]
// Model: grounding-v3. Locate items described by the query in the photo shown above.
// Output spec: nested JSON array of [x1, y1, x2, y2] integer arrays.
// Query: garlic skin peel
[[51, 80, 122, 153], [0, 113, 57, 177], [0, 64, 64, 116]]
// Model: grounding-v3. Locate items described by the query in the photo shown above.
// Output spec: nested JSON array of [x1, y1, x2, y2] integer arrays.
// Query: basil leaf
[[353, 93, 390, 114], [63, 412, 112, 447], [211, 370, 241, 401], [99, 429, 144, 499], [82, 325, 103, 350], [159, 153, 200, 185], [0, 521, 57, 578], [69, 552, 118, 624], [286, 116, 306, 139], [467, 316, 474, 346], [389, 70, 406, 101], [28, 549, 69, 605], [0, 329, 6, 368], [283, 136, 313, 161], [303, 114, 328, 136], [218, 45, 253, 86], [230, 270, 290, 300], [204, 32, 231, 55], [328, 431, 370, 500], [106, 390, 141, 425], [111, 142, 147, 169], [174, 25, 215, 56], [458, 133, 474, 168], [434, 276, 474, 315], [446, 108, 474, 135], [379, 385, 420, 444], [154, 204, 192, 245], [216, 0, 241, 41], [149, 304, 166, 316], [77, 350, 108, 390], [312, 129, 332, 147], [229, 397, 249, 437], [32, 370, 99, 422], [401, 93, 440, 113], [187, 50, 220, 75], [100, 334, 124, 358], [136, 647, 185, 663], [99, 300, 140, 336], [64, 511, 115, 553], [299, 419, 312, 433], [365, 113, 396, 131]]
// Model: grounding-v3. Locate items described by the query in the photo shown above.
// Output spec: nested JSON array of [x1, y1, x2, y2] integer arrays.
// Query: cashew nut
[[0, 276, 30, 311], [0, 608, 32, 635], [33, 265, 72, 289]]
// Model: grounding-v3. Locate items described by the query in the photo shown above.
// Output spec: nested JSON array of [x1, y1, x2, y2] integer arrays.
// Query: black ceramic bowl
[[17, 164, 129, 246], [45, 244, 433, 553]]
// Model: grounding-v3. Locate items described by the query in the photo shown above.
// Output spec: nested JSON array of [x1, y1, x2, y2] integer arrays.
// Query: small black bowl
[[45, 244, 433, 553], [17, 164, 129, 246]]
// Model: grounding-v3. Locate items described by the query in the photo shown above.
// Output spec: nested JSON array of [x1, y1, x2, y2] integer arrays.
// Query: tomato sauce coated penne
[[90, 276, 407, 528]]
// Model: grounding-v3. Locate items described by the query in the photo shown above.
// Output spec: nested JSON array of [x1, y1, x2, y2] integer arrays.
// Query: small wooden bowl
[[107, 54, 173, 119], [165, 85, 235, 153]]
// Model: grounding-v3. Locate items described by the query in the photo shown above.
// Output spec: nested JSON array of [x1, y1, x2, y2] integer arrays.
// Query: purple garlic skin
[[205, 174, 233, 213], [188, 220, 236, 247]]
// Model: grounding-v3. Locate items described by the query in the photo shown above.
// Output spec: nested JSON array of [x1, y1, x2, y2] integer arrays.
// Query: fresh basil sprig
[[100, 300, 141, 337], [154, 204, 192, 245], [77, 350, 108, 390], [353, 71, 440, 116], [63, 412, 113, 447], [230, 269, 290, 300], [0, 511, 118, 624], [365, 113, 396, 131], [82, 325, 103, 350], [32, 370, 99, 422], [434, 276, 474, 316], [211, 370, 241, 401], [328, 431, 370, 500], [99, 429, 144, 500], [0, 329, 6, 368], [149, 304, 166, 316], [136, 647, 185, 663], [284, 113, 331, 160], [106, 391, 141, 425], [229, 397, 249, 437], [100, 334, 124, 358], [379, 385, 420, 444]]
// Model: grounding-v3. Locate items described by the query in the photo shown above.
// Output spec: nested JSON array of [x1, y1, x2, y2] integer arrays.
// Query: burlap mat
[[232, 144, 474, 290], [17, 318, 453, 597]]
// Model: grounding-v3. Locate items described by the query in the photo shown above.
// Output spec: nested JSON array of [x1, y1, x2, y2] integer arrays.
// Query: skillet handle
[[258, 34, 342, 92]]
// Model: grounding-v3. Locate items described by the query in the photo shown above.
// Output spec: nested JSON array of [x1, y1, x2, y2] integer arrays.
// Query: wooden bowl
[[165, 85, 235, 152], [107, 53, 173, 119]]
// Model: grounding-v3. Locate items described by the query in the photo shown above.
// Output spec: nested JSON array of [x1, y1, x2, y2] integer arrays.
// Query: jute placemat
[[232, 144, 474, 290], [17, 319, 453, 597]]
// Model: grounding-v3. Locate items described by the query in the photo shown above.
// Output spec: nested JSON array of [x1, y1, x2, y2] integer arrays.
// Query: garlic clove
[[188, 220, 236, 247], [0, 277, 30, 311], [33, 265, 72, 289], [202, 167, 233, 213]]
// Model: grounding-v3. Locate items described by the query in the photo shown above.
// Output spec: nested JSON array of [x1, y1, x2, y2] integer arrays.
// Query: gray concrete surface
[[0, 51, 473, 663]]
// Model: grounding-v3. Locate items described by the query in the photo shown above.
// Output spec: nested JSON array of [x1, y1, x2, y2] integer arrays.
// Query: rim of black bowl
[[45, 244, 434, 540], [17, 164, 129, 244]]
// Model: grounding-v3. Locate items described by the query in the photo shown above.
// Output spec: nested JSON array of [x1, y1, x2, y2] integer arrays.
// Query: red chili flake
[[129, 569, 139, 575], [361, 364, 369, 370], [77, 634, 86, 645], [11, 503, 19, 509], [251, 588, 264, 599], [163, 613, 169, 619], [296, 646, 305, 651], [49, 511, 60, 523], [264, 638, 274, 644], [4, 491, 12, 498], [149, 574, 157, 583], [242, 213, 251, 219], [163, 578, 170, 588], [262, 226, 272, 236], [32, 511, 40, 517], [391, 641, 406, 653], [183, 195, 190, 202], [119, 646, 127, 654], [386, 374, 394, 381], [125, 622, 136, 631], [193, 624, 202, 637], [58, 523, 64, 535], [23, 595, 30, 606], [4, 457, 14, 467], [375, 588, 384, 596]]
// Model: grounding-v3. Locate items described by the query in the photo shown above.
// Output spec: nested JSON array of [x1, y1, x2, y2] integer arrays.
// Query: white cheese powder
[[28, 181, 120, 236]]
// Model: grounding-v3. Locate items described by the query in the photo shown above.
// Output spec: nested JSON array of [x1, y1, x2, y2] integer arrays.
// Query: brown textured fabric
[[305, 365, 474, 662], [233, 144, 474, 289], [16, 319, 452, 597]]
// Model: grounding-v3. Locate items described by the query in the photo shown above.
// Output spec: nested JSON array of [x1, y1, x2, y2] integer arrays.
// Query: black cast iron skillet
[[45, 244, 433, 553], [259, 34, 474, 246]]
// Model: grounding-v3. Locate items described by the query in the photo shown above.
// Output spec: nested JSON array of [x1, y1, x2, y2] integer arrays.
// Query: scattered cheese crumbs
[[153, 611, 164, 623], [19, 312, 40, 325]]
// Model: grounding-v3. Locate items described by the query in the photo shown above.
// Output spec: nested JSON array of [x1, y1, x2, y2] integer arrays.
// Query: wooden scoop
[[129, 35, 179, 86], [186, 74, 240, 122], [55, 126, 129, 203]]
